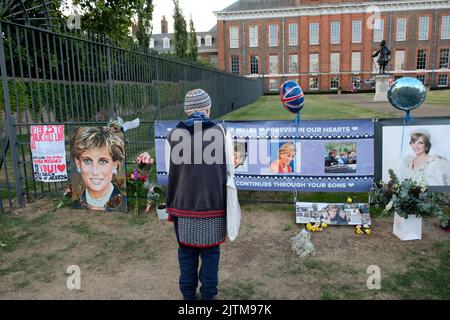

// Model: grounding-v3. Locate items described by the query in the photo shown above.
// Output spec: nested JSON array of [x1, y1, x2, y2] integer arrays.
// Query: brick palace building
[[214, 0, 450, 93]]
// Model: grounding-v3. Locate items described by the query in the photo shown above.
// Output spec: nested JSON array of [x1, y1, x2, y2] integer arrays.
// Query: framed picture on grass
[[296, 202, 371, 226]]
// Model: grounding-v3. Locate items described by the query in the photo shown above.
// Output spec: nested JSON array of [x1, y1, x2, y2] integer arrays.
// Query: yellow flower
[[355, 225, 363, 235]]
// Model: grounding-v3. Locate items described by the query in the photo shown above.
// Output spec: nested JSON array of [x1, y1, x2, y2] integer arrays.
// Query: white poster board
[[30, 125, 68, 182]]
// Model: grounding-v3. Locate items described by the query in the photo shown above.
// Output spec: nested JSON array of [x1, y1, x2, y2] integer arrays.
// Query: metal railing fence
[[0, 20, 263, 212]]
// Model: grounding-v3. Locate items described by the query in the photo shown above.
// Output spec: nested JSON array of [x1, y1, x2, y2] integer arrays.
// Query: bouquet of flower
[[127, 152, 154, 215], [127, 168, 149, 215], [136, 152, 154, 170], [369, 169, 443, 219]]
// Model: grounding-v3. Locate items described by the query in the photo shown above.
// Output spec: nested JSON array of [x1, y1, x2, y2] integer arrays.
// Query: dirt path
[[0, 199, 449, 300]]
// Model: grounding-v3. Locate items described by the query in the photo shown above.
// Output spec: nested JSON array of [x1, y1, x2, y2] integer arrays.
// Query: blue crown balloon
[[280, 80, 305, 114]]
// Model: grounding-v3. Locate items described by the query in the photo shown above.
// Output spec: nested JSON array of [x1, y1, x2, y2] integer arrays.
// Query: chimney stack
[[161, 16, 168, 34]]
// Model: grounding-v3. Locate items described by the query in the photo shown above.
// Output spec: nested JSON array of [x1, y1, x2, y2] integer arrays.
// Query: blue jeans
[[178, 244, 220, 300]]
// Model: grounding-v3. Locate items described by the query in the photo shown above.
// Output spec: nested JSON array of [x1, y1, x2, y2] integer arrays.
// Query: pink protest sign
[[30, 125, 68, 182]]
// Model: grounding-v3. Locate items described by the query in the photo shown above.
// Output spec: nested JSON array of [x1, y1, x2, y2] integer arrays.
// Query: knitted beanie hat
[[184, 89, 211, 112]]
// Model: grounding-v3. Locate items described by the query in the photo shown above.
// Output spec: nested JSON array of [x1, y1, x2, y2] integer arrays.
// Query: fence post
[[156, 57, 161, 120], [0, 22, 25, 207], [106, 41, 114, 119]]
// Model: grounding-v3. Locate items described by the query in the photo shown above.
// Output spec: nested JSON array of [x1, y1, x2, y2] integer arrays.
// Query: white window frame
[[205, 35, 212, 46], [330, 53, 340, 74], [197, 35, 202, 47], [309, 53, 319, 73], [396, 18, 407, 42], [438, 74, 448, 87], [352, 20, 362, 43], [269, 55, 278, 74], [163, 37, 170, 49], [269, 79, 278, 92], [417, 49, 427, 70], [289, 54, 298, 74], [330, 21, 340, 44], [249, 25, 258, 48], [374, 19, 384, 43], [230, 26, 239, 49], [250, 55, 259, 75], [231, 56, 239, 74], [289, 23, 298, 46], [330, 77, 339, 90], [269, 24, 278, 47], [309, 77, 319, 90], [150, 38, 154, 49], [418, 17, 429, 41], [351, 52, 361, 73], [442, 16, 450, 40], [310, 22, 319, 45], [395, 50, 405, 71], [440, 48, 450, 69]]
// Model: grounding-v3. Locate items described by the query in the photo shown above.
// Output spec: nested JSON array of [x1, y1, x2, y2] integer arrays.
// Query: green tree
[[73, 0, 140, 44], [135, 0, 154, 50], [187, 17, 198, 62], [172, 0, 187, 59]]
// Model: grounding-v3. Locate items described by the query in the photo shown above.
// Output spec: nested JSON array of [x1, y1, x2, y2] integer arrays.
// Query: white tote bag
[[220, 125, 241, 241]]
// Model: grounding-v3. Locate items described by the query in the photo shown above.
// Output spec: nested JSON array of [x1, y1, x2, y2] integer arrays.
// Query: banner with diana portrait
[[154, 119, 375, 192]]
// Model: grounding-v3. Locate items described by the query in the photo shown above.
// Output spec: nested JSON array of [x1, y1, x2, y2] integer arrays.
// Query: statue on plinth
[[372, 40, 391, 74]]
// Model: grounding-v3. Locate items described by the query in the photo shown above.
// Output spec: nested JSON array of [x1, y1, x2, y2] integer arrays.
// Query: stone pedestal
[[373, 74, 391, 102]]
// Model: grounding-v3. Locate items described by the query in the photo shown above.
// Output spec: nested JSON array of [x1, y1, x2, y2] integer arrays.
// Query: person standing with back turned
[[165, 89, 234, 300]]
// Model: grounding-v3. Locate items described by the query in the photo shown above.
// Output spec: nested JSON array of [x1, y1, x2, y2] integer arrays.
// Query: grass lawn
[[424, 89, 450, 107], [0, 200, 449, 300], [221, 94, 396, 121], [360, 88, 450, 108]]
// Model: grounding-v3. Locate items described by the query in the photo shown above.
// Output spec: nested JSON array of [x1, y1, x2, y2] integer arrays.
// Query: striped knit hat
[[184, 89, 211, 112]]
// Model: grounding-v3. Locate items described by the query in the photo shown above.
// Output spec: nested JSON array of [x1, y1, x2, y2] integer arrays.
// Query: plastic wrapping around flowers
[[280, 80, 305, 124], [387, 77, 427, 122], [291, 229, 316, 257]]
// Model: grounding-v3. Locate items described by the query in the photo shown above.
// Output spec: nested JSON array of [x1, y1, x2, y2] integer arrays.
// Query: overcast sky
[[152, 0, 237, 34]]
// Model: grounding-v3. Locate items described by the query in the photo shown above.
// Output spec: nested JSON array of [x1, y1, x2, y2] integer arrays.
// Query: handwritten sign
[[30, 125, 68, 182]]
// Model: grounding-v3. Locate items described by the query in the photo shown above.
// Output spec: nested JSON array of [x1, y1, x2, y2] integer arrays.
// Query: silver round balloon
[[387, 77, 427, 112]]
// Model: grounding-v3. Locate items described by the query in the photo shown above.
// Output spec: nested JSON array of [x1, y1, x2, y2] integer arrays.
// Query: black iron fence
[[0, 20, 263, 212]]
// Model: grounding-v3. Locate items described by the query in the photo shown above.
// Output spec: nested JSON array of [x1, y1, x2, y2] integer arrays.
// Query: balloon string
[[294, 112, 301, 200], [400, 111, 412, 161], [294, 112, 301, 125]]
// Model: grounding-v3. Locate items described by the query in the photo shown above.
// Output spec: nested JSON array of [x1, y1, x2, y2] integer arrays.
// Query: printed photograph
[[70, 126, 128, 212], [382, 125, 450, 186], [324, 142, 357, 174], [233, 141, 248, 173], [296, 202, 371, 225], [268, 141, 301, 174]]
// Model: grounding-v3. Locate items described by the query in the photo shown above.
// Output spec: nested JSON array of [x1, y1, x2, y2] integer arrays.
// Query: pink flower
[[136, 152, 154, 169]]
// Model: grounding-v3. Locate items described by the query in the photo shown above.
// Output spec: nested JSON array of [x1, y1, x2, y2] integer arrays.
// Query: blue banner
[[155, 119, 374, 192]]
